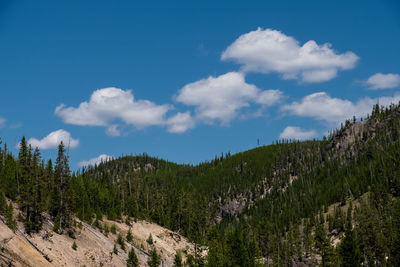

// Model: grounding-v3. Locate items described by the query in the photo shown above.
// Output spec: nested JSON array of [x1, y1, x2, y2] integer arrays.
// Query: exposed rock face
[[327, 106, 400, 159], [218, 195, 248, 217], [327, 120, 368, 154]]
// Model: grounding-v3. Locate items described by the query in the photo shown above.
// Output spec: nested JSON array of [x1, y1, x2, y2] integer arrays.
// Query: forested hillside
[[1, 103, 400, 266]]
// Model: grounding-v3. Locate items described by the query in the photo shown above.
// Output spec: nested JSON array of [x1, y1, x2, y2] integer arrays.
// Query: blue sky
[[0, 0, 400, 168]]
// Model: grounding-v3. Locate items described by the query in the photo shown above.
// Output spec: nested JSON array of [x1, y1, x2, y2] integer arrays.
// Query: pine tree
[[111, 224, 117, 234], [186, 254, 195, 267], [18, 137, 35, 233], [224, 228, 257, 267], [314, 218, 336, 266], [17, 136, 29, 199], [43, 159, 53, 210], [390, 199, 400, 265], [0, 190, 7, 214], [117, 233, 126, 251], [127, 248, 139, 267], [206, 237, 224, 267], [339, 204, 361, 267], [173, 251, 183, 267], [147, 248, 161, 267], [225, 228, 248, 266], [303, 219, 313, 257], [333, 206, 345, 233], [24, 147, 43, 233], [147, 233, 153, 245], [50, 142, 72, 233], [126, 228, 133, 243], [5, 203, 16, 231]]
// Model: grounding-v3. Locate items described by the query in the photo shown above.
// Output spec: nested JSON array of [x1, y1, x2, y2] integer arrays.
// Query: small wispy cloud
[[9, 122, 22, 129], [366, 73, 400, 90], [279, 126, 317, 140], [0, 117, 5, 128]]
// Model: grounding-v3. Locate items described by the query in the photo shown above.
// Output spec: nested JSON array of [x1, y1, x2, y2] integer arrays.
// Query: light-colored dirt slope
[[0, 202, 202, 266], [104, 218, 207, 266], [0, 221, 51, 267]]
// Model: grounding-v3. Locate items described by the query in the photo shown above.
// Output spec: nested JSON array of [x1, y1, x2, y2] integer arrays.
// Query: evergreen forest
[[1, 103, 400, 266]]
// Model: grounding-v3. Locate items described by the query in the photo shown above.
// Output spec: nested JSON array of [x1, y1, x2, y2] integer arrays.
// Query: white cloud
[[55, 87, 171, 131], [255, 89, 284, 105], [175, 72, 283, 124], [9, 122, 22, 129], [167, 112, 195, 133], [279, 126, 317, 140], [79, 154, 113, 167], [282, 92, 400, 124], [366, 73, 400, 90], [56, 85, 277, 134], [0, 118, 22, 129], [221, 28, 359, 83], [0, 117, 5, 128], [27, 129, 79, 150], [105, 125, 121, 136]]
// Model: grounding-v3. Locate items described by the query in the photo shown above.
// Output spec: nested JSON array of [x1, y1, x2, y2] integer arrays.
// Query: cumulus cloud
[[366, 73, 400, 90], [166, 112, 195, 133], [221, 28, 359, 83], [79, 154, 113, 167], [282, 92, 400, 124], [55, 87, 171, 131], [175, 72, 283, 124], [279, 126, 317, 140], [27, 129, 79, 150]]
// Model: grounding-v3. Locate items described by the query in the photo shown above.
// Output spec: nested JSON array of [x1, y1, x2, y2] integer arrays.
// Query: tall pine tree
[[127, 248, 139, 267], [50, 142, 72, 233], [314, 217, 337, 266], [24, 147, 44, 233], [339, 204, 361, 267]]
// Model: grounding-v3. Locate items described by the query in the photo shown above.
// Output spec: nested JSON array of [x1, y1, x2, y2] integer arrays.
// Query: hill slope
[[1, 102, 400, 266], [0, 201, 199, 266]]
